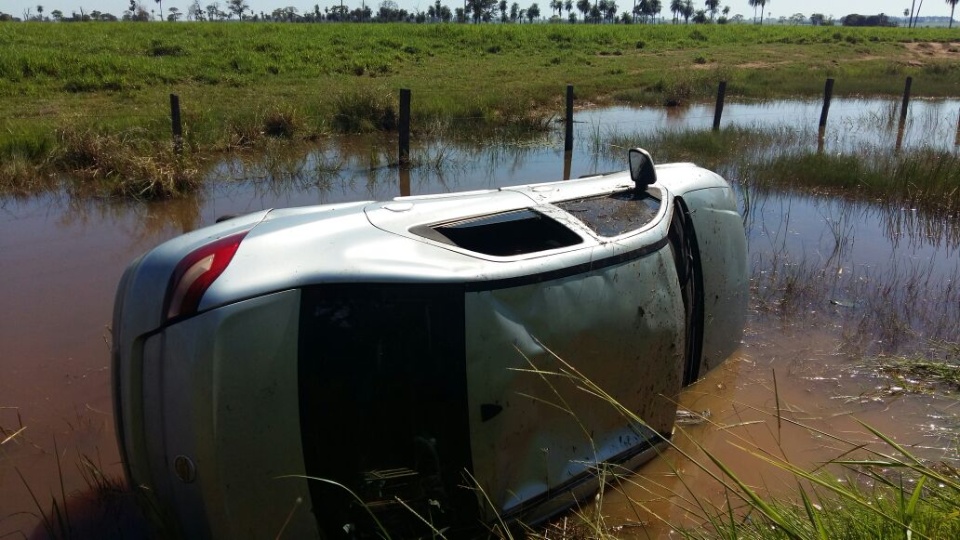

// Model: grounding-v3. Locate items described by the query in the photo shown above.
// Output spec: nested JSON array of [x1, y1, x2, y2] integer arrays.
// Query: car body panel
[[465, 247, 683, 519], [680, 187, 748, 376], [140, 290, 318, 538], [112, 158, 747, 538]]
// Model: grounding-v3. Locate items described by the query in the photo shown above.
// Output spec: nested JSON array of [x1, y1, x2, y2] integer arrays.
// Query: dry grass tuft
[[53, 127, 202, 199]]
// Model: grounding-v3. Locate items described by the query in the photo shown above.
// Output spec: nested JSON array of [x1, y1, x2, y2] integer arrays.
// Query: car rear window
[[423, 209, 583, 256]]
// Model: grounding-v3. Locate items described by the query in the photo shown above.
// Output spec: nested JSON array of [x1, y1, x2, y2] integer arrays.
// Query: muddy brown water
[[2, 99, 959, 537]]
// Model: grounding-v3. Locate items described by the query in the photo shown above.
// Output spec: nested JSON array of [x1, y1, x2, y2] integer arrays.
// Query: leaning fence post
[[564, 85, 574, 153], [170, 94, 183, 156], [817, 78, 834, 153], [712, 81, 727, 131], [818, 78, 834, 133], [898, 77, 913, 132], [895, 77, 912, 152]]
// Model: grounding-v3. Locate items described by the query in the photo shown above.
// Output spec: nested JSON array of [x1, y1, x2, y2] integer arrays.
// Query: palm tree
[[155, 0, 162, 20], [527, 2, 540, 21], [748, 0, 757, 22], [576, 0, 590, 20], [949, 0, 958, 28], [670, 0, 682, 22], [634, 0, 647, 21], [589, 3, 601, 21], [551, 0, 563, 16], [757, 0, 767, 24], [602, 0, 617, 21], [705, 0, 718, 20]]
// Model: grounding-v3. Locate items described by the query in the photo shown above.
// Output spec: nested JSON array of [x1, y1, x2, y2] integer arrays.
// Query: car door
[[463, 186, 687, 521]]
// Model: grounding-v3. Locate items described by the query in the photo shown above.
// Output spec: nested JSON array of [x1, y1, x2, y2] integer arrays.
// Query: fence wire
[[3, 83, 959, 147]]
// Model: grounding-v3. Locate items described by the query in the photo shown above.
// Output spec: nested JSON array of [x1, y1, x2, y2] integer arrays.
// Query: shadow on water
[[3, 97, 960, 538]]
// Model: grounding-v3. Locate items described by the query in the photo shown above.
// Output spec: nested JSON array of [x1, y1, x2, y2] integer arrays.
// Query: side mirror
[[629, 147, 657, 189]]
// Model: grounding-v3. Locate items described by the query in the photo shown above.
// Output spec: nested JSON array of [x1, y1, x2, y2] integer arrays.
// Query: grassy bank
[[1, 22, 959, 198], [601, 125, 960, 218], [526, 344, 960, 540], [678, 418, 960, 540]]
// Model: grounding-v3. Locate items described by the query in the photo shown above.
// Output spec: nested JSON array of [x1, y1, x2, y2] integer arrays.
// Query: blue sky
[[5, 0, 954, 21]]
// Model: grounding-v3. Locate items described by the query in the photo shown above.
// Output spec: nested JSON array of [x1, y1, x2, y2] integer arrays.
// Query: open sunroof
[[418, 209, 583, 256]]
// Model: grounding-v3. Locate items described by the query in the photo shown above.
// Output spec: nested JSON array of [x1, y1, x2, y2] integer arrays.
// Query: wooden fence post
[[899, 76, 913, 129], [564, 85, 574, 153], [817, 78, 834, 153], [170, 94, 183, 156], [955, 108, 960, 147], [712, 81, 727, 131], [399, 162, 411, 197], [399, 88, 411, 167], [818, 78, 834, 132], [896, 76, 913, 151]]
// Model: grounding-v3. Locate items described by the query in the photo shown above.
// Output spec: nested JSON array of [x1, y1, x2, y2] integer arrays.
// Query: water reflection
[[745, 189, 960, 352], [578, 98, 960, 153]]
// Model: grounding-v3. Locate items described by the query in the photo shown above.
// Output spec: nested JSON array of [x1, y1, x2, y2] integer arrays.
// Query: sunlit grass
[[1, 22, 959, 196], [518, 343, 960, 540], [601, 126, 960, 217], [50, 126, 203, 199]]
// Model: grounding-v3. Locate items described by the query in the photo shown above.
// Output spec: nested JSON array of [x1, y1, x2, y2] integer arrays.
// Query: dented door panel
[[464, 245, 684, 517]]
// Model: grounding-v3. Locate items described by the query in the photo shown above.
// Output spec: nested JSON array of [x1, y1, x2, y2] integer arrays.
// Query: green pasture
[[3, 22, 959, 105], [1, 22, 959, 196]]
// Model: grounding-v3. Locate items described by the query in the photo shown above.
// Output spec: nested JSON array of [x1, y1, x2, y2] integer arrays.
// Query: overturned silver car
[[112, 149, 747, 538]]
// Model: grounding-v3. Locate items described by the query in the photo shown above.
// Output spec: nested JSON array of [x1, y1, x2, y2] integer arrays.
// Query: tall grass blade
[[15, 468, 56, 539], [463, 469, 514, 540], [727, 441, 927, 537], [903, 475, 927, 538], [799, 485, 829, 540], [53, 437, 71, 539], [697, 445, 804, 540], [772, 368, 782, 445], [274, 496, 303, 540], [276, 475, 391, 540], [391, 496, 448, 540], [1, 426, 27, 446]]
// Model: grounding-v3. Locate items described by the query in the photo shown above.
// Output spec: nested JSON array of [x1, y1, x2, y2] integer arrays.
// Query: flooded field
[[2, 98, 959, 537]]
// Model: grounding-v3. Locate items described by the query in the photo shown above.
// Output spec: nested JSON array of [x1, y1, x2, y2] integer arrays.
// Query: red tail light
[[163, 231, 249, 322]]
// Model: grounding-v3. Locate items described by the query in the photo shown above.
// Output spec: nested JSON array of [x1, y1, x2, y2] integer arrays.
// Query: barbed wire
[[2, 93, 957, 132]]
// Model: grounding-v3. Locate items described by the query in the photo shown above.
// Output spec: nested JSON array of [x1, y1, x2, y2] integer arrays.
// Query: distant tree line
[[1, 0, 955, 26], [841, 13, 895, 27]]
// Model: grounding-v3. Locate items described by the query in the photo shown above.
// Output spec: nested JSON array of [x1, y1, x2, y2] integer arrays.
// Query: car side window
[[554, 191, 662, 238]]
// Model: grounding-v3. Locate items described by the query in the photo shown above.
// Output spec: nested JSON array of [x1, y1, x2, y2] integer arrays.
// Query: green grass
[[856, 341, 960, 398], [3, 22, 958, 115], [521, 345, 960, 540], [1, 22, 960, 197], [601, 126, 960, 218], [673, 412, 960, 540]]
